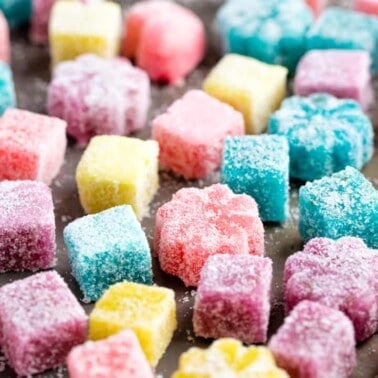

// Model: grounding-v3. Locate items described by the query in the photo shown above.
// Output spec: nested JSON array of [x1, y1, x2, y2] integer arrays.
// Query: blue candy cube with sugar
[[0, 0, 31, 28], [221, 135, 289, 222], [0, 62, 15, 115], [64, 205, 152, 302], [299, 167, 378, 248]]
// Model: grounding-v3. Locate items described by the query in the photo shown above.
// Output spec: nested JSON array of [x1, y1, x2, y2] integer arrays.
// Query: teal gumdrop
[[0, 62, 16, 115], [0, 0, 32, 28]]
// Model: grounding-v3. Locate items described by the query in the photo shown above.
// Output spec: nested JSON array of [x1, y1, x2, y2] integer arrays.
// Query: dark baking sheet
[[0, 0, 377, 377]]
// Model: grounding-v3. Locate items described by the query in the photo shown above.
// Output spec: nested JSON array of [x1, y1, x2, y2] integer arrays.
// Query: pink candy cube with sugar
[[152, 90, 244, 179], [0, 12, 10, 63], [305, 0, 326, 17], [355, 0, 378, 15]]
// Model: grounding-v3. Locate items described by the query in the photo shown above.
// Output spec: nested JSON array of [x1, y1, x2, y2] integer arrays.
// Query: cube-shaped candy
[[305, 0, 326, 17], [155, 184, 264, 287], [269, 94, 374, 181], [49, 0, 122, 66], [0, 62, 15, 114], [123, 1, 205, 84], [307, 7, 378, 72], [172, 338, 289, 378], [0, 181, 55, 272], [67, 330, 153, 378], [152, 90, 244, 179], [48, 54, 150, 146], [355, 0, 378, 15], [221, 135, 289, 222], [0, 271, 87, 376], [216, 0, 313, 73], [0, 11, 9, 62], [269, 301, 356, 378], [0, 0, 31, 28], [294, 50, 373, 110], [64, 205, 152, 302], [89, 281, 177, 367], [76, 135, 159, 219], [203, 54, 287, 134], [0, 109, 67, 183], [299, 167, 378, 248], [193, 254, 272, 344], [284, 237, 378, 341]]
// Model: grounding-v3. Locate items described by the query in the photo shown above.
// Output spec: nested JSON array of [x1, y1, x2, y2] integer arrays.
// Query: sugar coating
[[221, 135, 289, 222], [305, 0, 326, 16], [269, 301, 356, 378], [76, 135, 159, 220], [294, 50, 373, 110], [67, 330, 153, 378], [284, 237, 378, 341], [307, 7, 378, 72], [49, 0, 122, 66], [123, 0, 205, 84], [48, 54, 150, 146], [269, 94, 373, 181], [0, 109, 67, 183], [172, 338, 289, 378], [299, 166, 378, 248], [0, 271, 87, 376], [193, 254, 272, 344], [203, 54, 287, 134], [0, 62, 15, 115], [216, 0, 313, 73], [0, 0, 31, 28], [64, 205, 152, 302], [355, 0, 378, 15], [0, 12, 9, 62], [155, 184, 264, 287], [152, 90, 244, 179], [89, 281, 177, 367]]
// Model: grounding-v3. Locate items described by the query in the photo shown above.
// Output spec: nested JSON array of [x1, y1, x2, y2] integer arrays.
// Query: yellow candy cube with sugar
[[203, 54, 288, 134], [172, 338, 289, 378], [89, 281, 177, 367], [49, 1, 122, 65], [76, 135, 159, 220]]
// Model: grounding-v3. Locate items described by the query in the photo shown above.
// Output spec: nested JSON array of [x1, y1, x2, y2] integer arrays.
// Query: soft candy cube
[[64, 205, 152, 302], [152, 90, 244, 179], [49, 0, 122, 66], [154, 184, 264, 287], [0, 109, 66, 183], [0, 12, 9, 62], [172, 338, 288, 378], [221, 135, 289, 222], [123, 0, 205, 84], [216, 0, 313, 73], [48, 54, 150, 146], [0, 181, 55, 272], [0, 0, 31, 28], [67, 330, 153, 378], [0, 271, 87, 376], [203, 54, 287, 134], [269, 301, 356, 378], [89, 281, 177, 367], [76, 135, 159, 219], [0, 62, 15, 114], [193, 254, 272, 344], [305, 0, 326, 16], [299, 166, 378, 248], [269, 94, 373, 181], [284, 237, 378, 341], [355, 0, 378, 15]]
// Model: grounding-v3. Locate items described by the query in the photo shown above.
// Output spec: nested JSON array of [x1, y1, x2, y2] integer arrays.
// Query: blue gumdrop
[[0, 0, 32, 28], [0, 62, 16, 115]]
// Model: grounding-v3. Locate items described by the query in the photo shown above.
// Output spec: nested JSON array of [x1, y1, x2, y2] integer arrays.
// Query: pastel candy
[[0, 181, 55, 272], [154, 184, 264, 287], [305, 0, 326, 16], [172, 338, 289, 378], [49, 0, 122, 66], [355, 0, 378, 15], [0, 0, 31, 28], [216, 0, 313, 73], [294, 50, 373, 110], [269, 301, 356, 378], [203, 54, 287, 134], [193, 254, 272, 344], [299, 166, 378, 248], [123, 0, 205, 84], [269, 94, 374, 181], [0, 109, 67, 183], [64, 205, 152, 302], [0, 62, 15, 114], [67, 330, 153, 378], [152, 90, 244, 179], [76, 135, 159, 220], [284, 237, 378, 341], [221, 135, 289, 222], [0, 271, 87, 376], [89, 281, 177, 367], [48, 54, 150, 146], [0, 12, 9, 62]]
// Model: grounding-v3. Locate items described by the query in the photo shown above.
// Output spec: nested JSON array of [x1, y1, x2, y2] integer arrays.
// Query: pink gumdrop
[[305, 0, 326, 17], [355, 0, 378, 15]]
